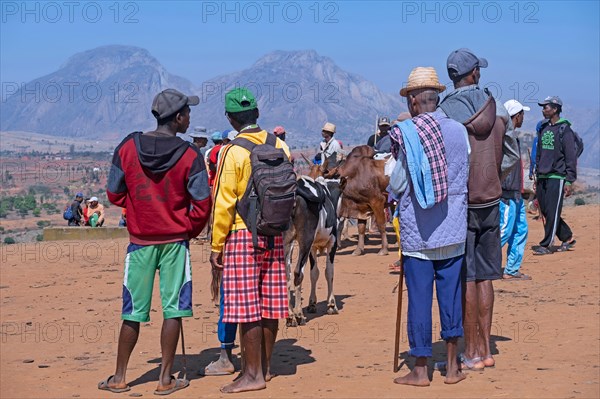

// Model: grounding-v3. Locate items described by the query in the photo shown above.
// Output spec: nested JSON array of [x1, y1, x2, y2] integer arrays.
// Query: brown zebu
[[325, 145, 390, 256]]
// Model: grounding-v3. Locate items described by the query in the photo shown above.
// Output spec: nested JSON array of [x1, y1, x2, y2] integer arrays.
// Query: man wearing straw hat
[[438, 48, 519, 370], [389, 67, 469, 386], [319, 122, 343, 164]]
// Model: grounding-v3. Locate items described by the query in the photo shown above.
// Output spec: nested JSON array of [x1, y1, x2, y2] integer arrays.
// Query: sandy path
[[1, 205, 599, 398]]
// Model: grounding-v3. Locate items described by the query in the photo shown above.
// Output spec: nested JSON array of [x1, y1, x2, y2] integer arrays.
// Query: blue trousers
[[218, 282, 237, 349], [404, 255, 464, 358], [499, 198, 528, 276]]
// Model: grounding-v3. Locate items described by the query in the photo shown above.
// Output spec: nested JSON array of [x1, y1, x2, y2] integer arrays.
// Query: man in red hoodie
[[100, 89, 211, 395]]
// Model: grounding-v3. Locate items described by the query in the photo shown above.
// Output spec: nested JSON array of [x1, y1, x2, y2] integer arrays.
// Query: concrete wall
[[43, 227, 129, 241]]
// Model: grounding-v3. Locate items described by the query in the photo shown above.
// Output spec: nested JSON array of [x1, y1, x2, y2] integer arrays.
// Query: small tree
[[4, 237, 16, 245], [33, 208, 41, 217], [574, 198, 586, 206]]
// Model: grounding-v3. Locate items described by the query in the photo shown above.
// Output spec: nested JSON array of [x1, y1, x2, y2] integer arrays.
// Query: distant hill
[[191, 50, 404, 147], [0, 45, 195, 140], [1, 45, 597, 167]]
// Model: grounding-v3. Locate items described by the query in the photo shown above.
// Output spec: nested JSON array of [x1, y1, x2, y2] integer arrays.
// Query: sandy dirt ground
[[1, 205, 599, 398]]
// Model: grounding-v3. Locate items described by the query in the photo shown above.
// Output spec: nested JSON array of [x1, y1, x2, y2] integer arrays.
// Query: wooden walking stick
[[393, 256, 404, 373]]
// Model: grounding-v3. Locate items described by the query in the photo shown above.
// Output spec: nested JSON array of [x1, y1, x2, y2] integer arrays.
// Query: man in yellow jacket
[[210, 88, 290, 394]]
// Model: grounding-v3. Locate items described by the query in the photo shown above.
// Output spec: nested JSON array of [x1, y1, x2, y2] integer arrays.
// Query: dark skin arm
[[210, 251, 223, 270]]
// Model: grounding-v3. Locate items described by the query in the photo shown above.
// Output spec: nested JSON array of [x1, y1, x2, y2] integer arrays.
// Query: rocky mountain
[[1, 45, 597, 168], [1, 45, 196, 140], [1, 46, 404, 147], [191, 50, 404, 147]]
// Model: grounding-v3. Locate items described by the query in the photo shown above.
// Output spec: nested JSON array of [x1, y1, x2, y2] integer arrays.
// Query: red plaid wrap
[[222, 229, 288, 323]]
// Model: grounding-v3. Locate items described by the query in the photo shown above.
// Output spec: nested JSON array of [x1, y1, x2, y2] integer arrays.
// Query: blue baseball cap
[[222, 129, 231, 140], [211, 131, 222, 142], [76, 192, 84, 197]]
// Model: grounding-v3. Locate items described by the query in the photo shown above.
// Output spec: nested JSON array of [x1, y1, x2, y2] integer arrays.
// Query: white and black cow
[[284, 176, 343, 327]]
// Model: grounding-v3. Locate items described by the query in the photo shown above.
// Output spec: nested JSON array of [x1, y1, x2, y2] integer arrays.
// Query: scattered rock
[[74, 356, 89, 361], [38, 364, 50, 368], [129, 393, 143, 397], [23, 359, 34, 363]]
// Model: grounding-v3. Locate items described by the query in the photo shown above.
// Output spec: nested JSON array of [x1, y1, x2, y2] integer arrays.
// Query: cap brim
[[187, 96, 200, 106], [478, 57, 488, 68], [522, 106, 531, 111], [538, 102, 549, 106]]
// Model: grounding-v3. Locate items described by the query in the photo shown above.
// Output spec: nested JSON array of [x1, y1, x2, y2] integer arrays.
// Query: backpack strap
[[265, 133, 277, 146], [230, 137, 257, 152], [229, 135, 274, 252]]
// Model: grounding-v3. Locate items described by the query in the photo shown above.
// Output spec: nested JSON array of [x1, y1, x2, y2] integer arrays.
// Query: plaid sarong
[[222, 229, 288, 323], [389, 112, 448, 204]]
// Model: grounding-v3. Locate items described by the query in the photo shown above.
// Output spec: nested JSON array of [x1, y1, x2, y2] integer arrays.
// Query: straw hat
[[322, 122, 336, 134], [399, 67, 446, 97]]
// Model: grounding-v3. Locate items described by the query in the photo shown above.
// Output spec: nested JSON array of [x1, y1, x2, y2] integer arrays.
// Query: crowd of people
[[96, 47, 579, 395], [66, 194, 105, 227]]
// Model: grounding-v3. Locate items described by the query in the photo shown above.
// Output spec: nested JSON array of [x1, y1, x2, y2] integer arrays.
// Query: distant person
[[208, 131, 224, 187], [437, 48, 519, 370], [101, 88, 211, 395], [119, 208, 127, 227], [82, 198, 90, 225], [533, 96, 577, 255], [67, 193, 84, 226], [368, 116, 392, 153], [273, 125, 287, 141], [221, 129, 238, 145], [391, 67, 468, 386], [86, 197, 105, 227], [190, 126, 209, 155], [318, 122, 342, 166], [527, 119, 547, 219], [500, 100, 531, 280]]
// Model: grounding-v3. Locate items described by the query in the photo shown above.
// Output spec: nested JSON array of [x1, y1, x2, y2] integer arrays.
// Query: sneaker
[[533, 246, 552, 256]]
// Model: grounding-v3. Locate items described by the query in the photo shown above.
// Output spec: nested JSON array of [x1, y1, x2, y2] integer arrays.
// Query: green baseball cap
[[225, 88, 257, 113]]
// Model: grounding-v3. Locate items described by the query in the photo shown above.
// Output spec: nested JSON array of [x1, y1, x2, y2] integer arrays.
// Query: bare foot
[[265, 371, 277, 382], [482, 355, 495, 368], [393, 369, 430, 387], [220, 374, 266, 394], [204, 357, 235, 376], [444, 370, 467, 384]]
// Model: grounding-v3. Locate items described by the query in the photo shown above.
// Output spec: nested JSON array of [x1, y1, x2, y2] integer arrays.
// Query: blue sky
[[2, 0, 599, 108]]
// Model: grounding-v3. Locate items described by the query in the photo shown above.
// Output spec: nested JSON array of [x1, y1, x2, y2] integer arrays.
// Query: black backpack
[[231, 133, 297, 250]]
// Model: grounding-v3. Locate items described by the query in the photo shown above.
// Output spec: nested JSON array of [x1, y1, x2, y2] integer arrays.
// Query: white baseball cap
[[90, 196, 98, 202], [504, 99, 531, 117]]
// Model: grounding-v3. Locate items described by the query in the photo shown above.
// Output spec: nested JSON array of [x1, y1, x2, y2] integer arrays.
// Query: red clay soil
[[1, 205, 599, 398]]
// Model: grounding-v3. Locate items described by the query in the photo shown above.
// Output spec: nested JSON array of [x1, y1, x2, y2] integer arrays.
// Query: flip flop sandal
[[154, 376, 189, 396], [203, 360, 235, 376], [459, 353, 485, 372], [98, 375, 131, 393], [556, 239, 576, 252], [503, 272, 532, 280], [533, 246, 552, 256]]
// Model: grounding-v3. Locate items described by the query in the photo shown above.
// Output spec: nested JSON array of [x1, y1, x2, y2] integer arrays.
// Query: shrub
[[36, 234, 44, 242], [36, 220, 51, 228], [4, 237, 16, 245], [574, 198, 586, 206]]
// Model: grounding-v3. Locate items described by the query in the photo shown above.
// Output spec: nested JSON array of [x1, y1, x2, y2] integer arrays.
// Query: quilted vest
[[399, 112, 469, 252]]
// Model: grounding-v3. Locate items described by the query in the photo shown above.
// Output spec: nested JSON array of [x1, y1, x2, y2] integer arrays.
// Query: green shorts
[[121, 241, 192, 322]]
